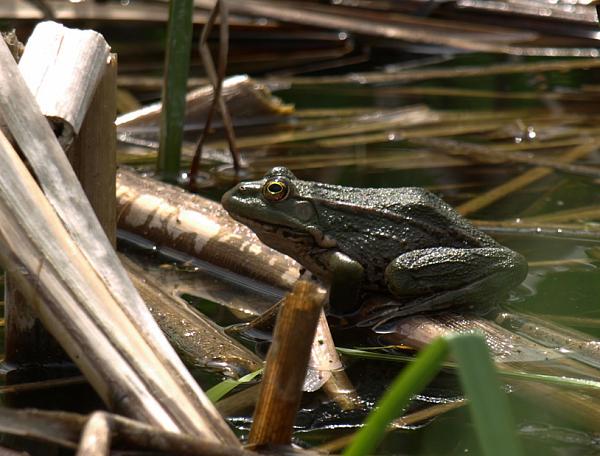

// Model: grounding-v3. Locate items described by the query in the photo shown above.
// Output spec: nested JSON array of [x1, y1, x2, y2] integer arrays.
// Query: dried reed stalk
[[0, 34, 238, 443], [76, 412, 111, 456], [279, 58, 600, 85], [190, 0, 240, 180], [18, 21, 110, 149], [193, 0, 600, 56], [68, 54, 117, 244], [0, 407, 257, 456], [414, 137, 600, 179], [457, 141, 599, 216], [124, 257, 263, 375], [248, 278, 326, 446], [116, 168, 300, 291], [116, 75, 291, 129]]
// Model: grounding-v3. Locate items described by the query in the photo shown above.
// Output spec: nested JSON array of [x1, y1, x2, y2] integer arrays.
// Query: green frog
[[222, 167, 527, 329]]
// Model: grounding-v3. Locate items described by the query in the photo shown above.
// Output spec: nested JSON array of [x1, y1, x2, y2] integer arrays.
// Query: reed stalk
[[158, 0, 195, 180]]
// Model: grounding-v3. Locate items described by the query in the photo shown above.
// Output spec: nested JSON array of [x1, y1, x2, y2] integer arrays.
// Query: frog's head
[[222, 167, 337, 253]]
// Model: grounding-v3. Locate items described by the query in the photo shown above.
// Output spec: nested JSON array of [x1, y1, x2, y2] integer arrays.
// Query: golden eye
[[263, 180, 289, 201]]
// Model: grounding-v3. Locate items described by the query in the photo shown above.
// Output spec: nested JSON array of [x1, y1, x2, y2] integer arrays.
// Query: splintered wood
[[18, 21, 110, 149]]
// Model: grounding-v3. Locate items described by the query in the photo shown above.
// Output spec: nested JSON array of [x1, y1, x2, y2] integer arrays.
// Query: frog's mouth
[[228, 212, 312, 246]]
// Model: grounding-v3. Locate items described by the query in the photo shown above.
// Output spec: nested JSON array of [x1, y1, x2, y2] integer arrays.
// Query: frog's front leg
[[327, 251, 364, 316], [385, 247, 527, 309]]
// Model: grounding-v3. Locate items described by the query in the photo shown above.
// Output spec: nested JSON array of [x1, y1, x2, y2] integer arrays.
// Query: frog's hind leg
[[361, 247, 527, 333], [384, 246, 527, 309]]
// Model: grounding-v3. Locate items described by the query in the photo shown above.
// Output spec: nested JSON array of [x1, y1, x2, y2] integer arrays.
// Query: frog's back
[[299, 181, 428, 209], [299, 181, 498, 250]]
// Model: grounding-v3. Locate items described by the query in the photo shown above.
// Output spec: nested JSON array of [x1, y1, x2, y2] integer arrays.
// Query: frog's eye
[[263, 179, 289, 202]]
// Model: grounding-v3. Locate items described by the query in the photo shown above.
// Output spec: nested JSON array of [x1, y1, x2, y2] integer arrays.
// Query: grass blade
[[448, 334, 524, 456], [342, 335, 522, 456], [342, 338, 449, 456], [206, 368, 263, 403]]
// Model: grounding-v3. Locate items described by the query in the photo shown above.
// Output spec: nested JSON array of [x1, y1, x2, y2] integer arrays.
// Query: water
[[202, 57, 600, 454], [9, 46, 600, 453]]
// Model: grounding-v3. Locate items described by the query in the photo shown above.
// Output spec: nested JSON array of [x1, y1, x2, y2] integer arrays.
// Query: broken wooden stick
[[18, 21, 110, 150], [248, 277, 326, 446]]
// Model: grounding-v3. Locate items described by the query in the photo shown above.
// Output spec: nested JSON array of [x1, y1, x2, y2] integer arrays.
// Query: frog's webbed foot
[[328, 251, 364, 316]]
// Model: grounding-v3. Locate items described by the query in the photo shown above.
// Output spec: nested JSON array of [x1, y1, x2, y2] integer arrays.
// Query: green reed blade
[[206, 368, 263, 403], [448, 334, 523, 456], [337, 346, 600, 392], [157, 0, 194, 180], [342, 338, 449, 456], [342, 334, 522, 456]]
